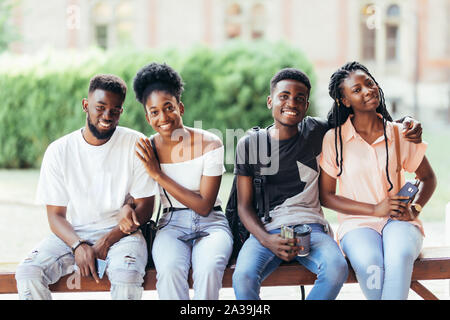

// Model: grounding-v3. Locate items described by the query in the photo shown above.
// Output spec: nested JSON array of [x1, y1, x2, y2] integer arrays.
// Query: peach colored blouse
[[320, 115, 427, 241]]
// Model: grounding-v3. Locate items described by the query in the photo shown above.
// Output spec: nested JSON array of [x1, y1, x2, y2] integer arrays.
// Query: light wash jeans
[[232, 224, 348, 300], [15, 226, 147, 300], [152, 208, 233, 300], [340, 219, 423, 300]]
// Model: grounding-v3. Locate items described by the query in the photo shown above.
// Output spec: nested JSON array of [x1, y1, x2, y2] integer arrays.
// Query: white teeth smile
[[99, 121, 112, 128], [282, 110, 298, 116], [159, 124, 171, 130]]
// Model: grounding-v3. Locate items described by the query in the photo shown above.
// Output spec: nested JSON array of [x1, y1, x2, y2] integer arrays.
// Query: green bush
[[0, 41, 316, 169]]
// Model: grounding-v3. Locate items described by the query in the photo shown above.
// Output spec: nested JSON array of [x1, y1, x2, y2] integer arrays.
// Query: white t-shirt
[[159, 146, 225, 209], [36, 126, 157, 232]]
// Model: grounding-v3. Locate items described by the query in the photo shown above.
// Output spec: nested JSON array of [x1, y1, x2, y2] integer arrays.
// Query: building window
[[250, 3, 265, 39], [116, 1, 134, 46], [385, 4, 400, 62], [93, 1, 112, 49], [360, 3, 402, 63], [91, 0, 134, 49], [95, 25, 108, 50], [224, 1, 266, 40], [387, 4, 400, 17], [361, 4, 377, 61], [225, 3, 242, 38]]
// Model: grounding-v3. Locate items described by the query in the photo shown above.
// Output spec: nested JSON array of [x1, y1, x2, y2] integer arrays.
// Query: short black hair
[[88, 74, 127, 102], [133, 62, 184, 107], [270, 68, 311, 95]]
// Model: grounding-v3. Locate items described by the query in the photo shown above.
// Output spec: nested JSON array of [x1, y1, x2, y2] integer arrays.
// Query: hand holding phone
[[396, 182, 419, 203]]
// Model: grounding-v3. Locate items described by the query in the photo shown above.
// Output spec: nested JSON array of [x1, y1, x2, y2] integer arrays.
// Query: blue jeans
[[152, 208, 233, 300], [340, 219, 423, 300], [232, 224, 348, 300]]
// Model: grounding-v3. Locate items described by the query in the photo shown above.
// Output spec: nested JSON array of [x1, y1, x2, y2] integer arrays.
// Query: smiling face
[[144, 90, 184, 137], [82, 89, 123, 144], [267, 79, 310, 128], [340, 69, 380, 114]]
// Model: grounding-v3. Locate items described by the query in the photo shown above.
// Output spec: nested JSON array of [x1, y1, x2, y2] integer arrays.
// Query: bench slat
[[1, 246, 449, 298], [410, 281, 439, 300]]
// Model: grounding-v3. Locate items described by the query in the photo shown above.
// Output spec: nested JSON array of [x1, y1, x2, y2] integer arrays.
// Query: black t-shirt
[[234, 116, 331, 230]]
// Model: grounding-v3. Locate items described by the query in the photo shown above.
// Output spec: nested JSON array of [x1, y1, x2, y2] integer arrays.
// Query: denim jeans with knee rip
[[15, 226, 147, 300]]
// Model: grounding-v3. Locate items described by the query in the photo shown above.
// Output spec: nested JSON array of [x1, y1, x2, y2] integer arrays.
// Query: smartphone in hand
[[396, 182, 419, 203]]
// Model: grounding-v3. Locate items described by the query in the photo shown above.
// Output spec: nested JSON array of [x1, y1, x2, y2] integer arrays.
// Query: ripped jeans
[[15, 226, 147, 300]]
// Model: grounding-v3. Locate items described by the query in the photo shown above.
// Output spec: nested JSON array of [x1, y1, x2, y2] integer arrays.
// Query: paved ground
[[0, 169, 449, 300]]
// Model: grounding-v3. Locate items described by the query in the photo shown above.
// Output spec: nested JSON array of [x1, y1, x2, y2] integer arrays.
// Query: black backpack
[[226, 127, 272, 261]]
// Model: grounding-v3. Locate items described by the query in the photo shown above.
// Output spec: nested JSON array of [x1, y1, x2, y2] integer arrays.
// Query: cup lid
[[295, 224, 312, 236]]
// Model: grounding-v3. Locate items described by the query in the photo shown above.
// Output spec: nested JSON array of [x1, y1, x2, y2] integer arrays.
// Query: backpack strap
[[247, 126, 271, 223]]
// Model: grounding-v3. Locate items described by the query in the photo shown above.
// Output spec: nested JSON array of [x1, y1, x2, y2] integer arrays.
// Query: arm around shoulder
[[412, 156, 437, 214]]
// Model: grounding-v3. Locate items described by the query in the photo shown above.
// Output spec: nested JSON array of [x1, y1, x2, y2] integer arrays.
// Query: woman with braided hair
[[319, 61, 436, 299]]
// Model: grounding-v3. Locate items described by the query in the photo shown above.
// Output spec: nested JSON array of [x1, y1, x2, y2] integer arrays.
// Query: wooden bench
[[1, 246, 449, 300]]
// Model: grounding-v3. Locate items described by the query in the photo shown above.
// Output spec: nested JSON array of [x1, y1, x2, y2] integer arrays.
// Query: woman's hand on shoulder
[[135, 138, 163, 181]]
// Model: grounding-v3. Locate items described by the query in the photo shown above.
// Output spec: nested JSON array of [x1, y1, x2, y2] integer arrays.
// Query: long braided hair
[[326, 61, 395, 191]]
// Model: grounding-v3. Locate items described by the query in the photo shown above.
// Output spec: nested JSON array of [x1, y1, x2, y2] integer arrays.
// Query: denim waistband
[[162, 205, 222, 214]]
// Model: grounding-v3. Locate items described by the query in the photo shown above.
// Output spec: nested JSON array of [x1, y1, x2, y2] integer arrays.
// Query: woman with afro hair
[[120, 62, 233, 299]]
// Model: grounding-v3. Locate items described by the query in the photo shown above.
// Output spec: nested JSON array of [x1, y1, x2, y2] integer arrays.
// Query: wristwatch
[[71, 239, 91, 253], [411, 203, 422, 217]]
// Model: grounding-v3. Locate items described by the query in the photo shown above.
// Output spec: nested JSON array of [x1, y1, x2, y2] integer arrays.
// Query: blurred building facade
[[9, 0, 450, 122]]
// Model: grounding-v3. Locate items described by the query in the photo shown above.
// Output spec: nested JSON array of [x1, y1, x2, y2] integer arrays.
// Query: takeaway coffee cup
[[294, 224, 312, 257]]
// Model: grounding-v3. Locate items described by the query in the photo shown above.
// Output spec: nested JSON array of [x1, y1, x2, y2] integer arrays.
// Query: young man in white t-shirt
[[15, 74, 157, 300]]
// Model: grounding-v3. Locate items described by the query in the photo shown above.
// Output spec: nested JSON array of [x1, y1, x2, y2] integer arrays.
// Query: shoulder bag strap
[[393, 124, 402, 189], [258, 128, 271, 223], [149, 137, 173, 226]]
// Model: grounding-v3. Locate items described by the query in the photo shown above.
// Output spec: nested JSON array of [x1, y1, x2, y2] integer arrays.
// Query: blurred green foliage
[[0, 40, 316, 169]]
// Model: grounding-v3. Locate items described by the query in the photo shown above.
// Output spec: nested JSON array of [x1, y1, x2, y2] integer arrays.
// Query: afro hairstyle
[[133, 62, 184, 107]]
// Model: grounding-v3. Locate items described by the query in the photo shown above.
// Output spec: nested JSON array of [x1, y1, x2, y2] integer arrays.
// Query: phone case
[[96, 259, 107, 279], [177, 231, 209, 242], [396, 182, 419, 203]]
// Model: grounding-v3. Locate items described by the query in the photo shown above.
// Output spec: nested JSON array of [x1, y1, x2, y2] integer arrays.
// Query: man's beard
[[87, 114, 116, 140]]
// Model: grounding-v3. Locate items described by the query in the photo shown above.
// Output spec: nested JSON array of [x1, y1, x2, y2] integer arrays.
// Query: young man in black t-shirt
[[232, 68, 348, 300]]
